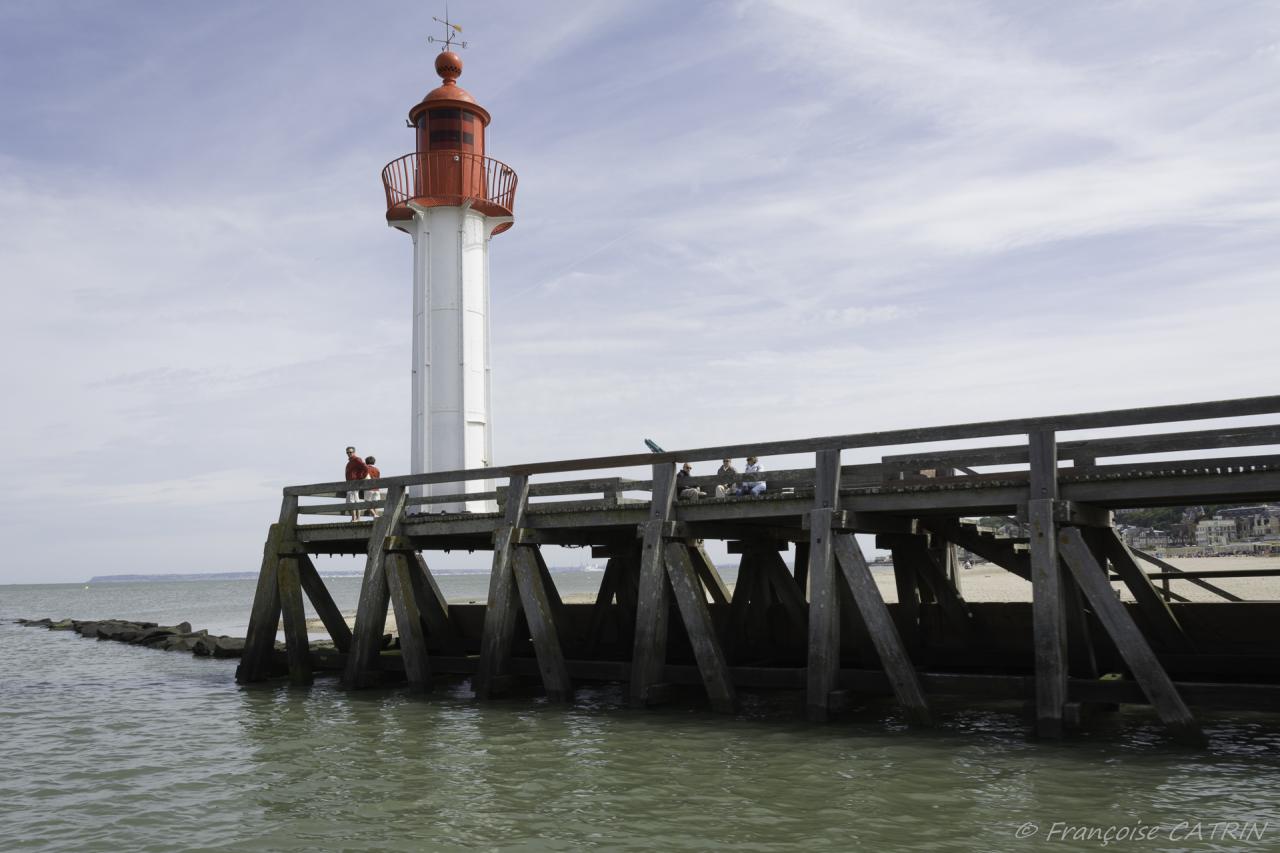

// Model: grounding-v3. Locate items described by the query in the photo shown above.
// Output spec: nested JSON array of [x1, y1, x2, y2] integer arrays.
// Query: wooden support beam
[[1028, 428, 1068, 739], [277, 556, 312, 685], [1100, 532, 1194, 653], [409, 553, 460, 651], [513, 545, 573, 701], [757, 548, 809, 645], [689, 543, 731, 606], [236, 495, 296, 683], [806, 448, 842, 721], [386, 552, 432, 691], [585, 555, 621, 654], [793, 540, 810, 594], [343, 484, 406, 688], [475, 474, 529, 699], [296, 554, 352, 653], [832, 533, 932, 726], [1132, 547, 1243, 602], [530, 545, 573, 646], [890, 543, 921, 649], [664, 542, 737, 713], [726, 551, 761, 659], [1058, 527, 1203, 744], [631, 462, 677, 706], [909, 538, 976, 640]]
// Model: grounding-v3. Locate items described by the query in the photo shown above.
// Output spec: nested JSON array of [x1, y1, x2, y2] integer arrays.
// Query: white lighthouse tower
[[381, 46, 517, 511]]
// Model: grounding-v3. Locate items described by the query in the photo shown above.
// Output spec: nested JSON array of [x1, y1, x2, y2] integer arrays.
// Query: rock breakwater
[[15, 617, 251, 658]]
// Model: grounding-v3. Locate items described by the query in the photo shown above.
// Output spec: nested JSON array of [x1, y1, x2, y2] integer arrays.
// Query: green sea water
[[2, 578, 1279, 852]]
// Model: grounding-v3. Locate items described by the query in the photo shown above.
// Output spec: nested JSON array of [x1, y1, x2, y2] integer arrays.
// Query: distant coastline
[[85, 570, 364, 583]]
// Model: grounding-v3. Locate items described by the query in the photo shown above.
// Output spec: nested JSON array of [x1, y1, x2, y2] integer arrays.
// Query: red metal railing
[[381, 151, 518, 221]]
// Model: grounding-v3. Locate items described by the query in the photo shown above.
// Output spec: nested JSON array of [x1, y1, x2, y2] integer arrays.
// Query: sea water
[[2, 576, 1279, 852]]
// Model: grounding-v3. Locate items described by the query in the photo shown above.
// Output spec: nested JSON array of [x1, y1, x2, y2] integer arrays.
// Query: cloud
[[2, 0, 1279, 581]]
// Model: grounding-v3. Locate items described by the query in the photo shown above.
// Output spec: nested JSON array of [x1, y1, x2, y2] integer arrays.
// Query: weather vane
[[428, 4, 468, 51]]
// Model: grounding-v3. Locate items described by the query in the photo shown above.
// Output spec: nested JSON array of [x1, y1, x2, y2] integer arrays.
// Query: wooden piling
[[806, 448, 842, 721]]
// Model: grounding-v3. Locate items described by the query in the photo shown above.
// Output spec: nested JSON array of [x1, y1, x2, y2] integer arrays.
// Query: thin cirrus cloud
[[1, 0, 1278, 582]]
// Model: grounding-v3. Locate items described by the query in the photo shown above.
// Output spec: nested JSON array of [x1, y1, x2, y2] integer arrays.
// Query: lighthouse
[[381, 47, 517, 511]]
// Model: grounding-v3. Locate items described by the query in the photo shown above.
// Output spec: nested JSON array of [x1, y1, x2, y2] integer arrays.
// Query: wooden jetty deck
[[236, 395, 1280, 742]]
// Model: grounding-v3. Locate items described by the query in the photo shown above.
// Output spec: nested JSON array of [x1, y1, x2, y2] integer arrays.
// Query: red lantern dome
[[382, 51, 516, 233]]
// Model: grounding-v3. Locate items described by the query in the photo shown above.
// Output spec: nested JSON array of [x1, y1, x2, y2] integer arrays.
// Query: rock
[[49, 619, 75, 631], [133, 628, 176, 645], [172, 622, 192, 634], [211, 637, 245, 658], [17, 618, 51, 626], [79, 622, 100, 638]]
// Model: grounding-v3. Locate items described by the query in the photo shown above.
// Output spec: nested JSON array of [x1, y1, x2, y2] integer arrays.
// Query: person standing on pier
[[345, 447, 368, 521], [364, 456, 382, 518]]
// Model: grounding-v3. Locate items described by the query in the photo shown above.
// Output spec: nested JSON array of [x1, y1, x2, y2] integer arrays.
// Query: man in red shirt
[[345, 446, 368, 521]]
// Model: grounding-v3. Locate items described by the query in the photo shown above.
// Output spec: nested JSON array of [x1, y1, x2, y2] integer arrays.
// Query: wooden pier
[[236, 396, 1280, 742]]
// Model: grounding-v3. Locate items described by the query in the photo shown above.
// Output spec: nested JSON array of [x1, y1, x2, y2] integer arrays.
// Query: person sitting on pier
[[363, 456, 382, 518], [676, 462, 704, 500], [345, 446, 368, 522], [737, 456, 766, 497], [715, 458, 737, 497]]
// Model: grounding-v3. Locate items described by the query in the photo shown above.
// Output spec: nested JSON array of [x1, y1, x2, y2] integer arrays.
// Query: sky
[[2, 1, 1279, 584]]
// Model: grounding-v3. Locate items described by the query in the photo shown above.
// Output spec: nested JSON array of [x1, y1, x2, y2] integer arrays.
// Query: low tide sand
[[306, 555, 1279, 633]]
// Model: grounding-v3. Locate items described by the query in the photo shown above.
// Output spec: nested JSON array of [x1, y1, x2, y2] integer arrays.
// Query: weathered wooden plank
[[386, 552, 432, 691], [236, 521, 286, 683], [832, 533, 932, 726], [664, 542, 737, 713], [689, 543, 731, 606], [277, 556, 312, 685], [806, 448, 842, 721], [882, 424, 1280, 471], [343, 484, 406, 688], [475, 473, 530, 699], [1101, 530, 1194, 653], [296, 554, 352, 653], [512, 546, 573, 701], [1058, 527, 1202, 744], [630, 462, 677, 706]]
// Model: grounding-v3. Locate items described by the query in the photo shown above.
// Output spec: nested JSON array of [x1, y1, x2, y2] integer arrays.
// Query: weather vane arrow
[[427, 4, 468, 51]]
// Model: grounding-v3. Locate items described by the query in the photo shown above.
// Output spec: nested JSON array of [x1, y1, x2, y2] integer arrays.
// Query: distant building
[[1214, 505, 1280, 540], [1196, 518, 1238, 547], [1120, 526, 1169, 551]]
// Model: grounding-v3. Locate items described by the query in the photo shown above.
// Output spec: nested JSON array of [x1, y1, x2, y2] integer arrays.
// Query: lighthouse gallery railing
[[381, 151, 518, 219]]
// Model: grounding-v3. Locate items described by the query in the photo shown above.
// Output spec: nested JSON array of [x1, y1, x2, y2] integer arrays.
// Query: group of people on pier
[[676, 456, 765, 500], [344, 446, 383, 521]]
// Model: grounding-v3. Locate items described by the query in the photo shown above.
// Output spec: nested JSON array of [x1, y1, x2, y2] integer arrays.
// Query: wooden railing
[[381, 151, 517, 220], [288, 395, 1280, 508]]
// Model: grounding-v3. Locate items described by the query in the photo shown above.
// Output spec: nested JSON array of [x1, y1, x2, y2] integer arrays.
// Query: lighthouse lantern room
[[381, 44, 517, 511]]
